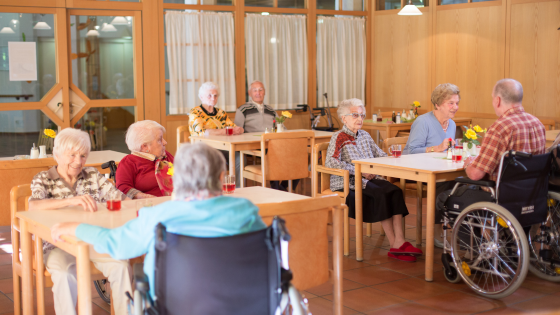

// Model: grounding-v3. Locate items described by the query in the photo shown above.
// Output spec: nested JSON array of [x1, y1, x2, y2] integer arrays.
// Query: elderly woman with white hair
[[326, 99, 422, 262], [116, 120, 174, 198], [188, 81, 243, 136], [28, 128, 132, 315], [50, 142, 265, 299]]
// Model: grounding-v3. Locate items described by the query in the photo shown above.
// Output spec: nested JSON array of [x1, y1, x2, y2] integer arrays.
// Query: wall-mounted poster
[[8, 41, 37, 81]]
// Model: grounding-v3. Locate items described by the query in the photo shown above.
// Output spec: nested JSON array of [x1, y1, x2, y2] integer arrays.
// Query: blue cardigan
[[75, 196, 266, 298], [403, 111, 457, 154]]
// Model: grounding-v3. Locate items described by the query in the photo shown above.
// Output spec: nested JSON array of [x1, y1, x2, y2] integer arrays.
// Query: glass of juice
[[225, 126, 234, 135], [222, 175, 236, 194], [453, 147, 463, 162], [390, 144, 402, 158], [106, 191, 121, 211]]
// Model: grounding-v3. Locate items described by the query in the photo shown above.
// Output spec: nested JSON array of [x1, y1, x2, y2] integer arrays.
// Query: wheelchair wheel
[[443, 265, 461, 283], [528, 191, 560, 282], [450, 202, 529, 299], [94, 279, 111, 304]]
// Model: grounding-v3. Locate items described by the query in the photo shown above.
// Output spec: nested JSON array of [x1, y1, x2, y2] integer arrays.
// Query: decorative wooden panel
[[509, 0, 560, 122], [373, 13, 431, 112], [434, 5, 504, 115]]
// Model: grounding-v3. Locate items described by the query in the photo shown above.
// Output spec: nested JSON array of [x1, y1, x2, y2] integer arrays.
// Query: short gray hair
[[431, 83, 461, 107], [53, 128, 91, 161], [249, 80, 265, 90], [173, 143, 226, 199], [198, 81, 220, 102], [125, 120, 166, 152], [337, 98, 365, 120], [494, 79, 523, 104]]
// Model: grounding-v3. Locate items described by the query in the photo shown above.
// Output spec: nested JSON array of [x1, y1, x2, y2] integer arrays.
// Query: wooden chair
[[540, 118, 556, 131], [241, 131, 314, 193], [382, 136, 408, 155], [176, 124, 190, 150], [10, 185, 112, 315], [259, 195, 344, 315], [312, 142, 350, 256]]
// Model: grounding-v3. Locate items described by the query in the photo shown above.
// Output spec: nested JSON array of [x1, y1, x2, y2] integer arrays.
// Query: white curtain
[[317, 16, 365, 108], [245, 14, 308, 109], [166, 12, 236, 114]]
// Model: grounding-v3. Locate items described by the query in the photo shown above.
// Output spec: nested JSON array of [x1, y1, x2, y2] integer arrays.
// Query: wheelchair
[[440, 149, 558, 299], [130, 216, 310, 315]]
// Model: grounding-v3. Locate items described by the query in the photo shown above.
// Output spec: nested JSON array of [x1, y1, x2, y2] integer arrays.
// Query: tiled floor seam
[[314, 296, 366, 314]]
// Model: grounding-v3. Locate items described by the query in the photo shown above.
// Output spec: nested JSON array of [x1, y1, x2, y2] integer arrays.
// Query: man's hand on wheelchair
[[51, 222, 80, 243]]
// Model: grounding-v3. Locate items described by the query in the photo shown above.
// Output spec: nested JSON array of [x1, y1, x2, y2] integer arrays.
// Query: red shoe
[[390, 242, 423, 256], [388, 252, 417, 262]]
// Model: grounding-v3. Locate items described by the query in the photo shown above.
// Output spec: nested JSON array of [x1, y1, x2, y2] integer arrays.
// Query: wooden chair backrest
[[383, 136, 408, 155], [315, 142, 330, 194], [258, 195, 340, 290], [261, 131, 315, 181], [540, 118, 556, 131], [10, 184, 31, 269], [177, 124, 190, 150]]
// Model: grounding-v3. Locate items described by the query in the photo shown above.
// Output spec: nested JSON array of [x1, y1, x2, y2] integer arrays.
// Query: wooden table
[[352, 152, 466, 281], [17, 187, 343, 315], [189, 130, 334, 175], [546, 130, 559, 148], [362, 117, 473, 144], [0, 150, 127, 226]]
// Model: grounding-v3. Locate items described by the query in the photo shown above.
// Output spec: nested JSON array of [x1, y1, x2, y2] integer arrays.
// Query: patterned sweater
[[234, 102, 278, 133], [188, 105, 236, 136], [29, 166, 126, 254], [326, 125, 387, 191]]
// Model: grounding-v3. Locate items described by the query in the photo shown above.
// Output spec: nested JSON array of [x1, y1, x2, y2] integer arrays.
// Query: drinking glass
[[390, 144, 402, 158], [225, 126, 234, 135], [106, 191, 121, 211], [222, 175, 236, 194], [455, 138, 462, 148], [452, 147, 463, 162]]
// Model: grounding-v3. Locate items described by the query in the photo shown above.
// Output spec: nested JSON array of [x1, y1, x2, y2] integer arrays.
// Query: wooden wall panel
[[509, 1, 560, 124], [373, 13, 430, 113], [434, 5, 504, 116]]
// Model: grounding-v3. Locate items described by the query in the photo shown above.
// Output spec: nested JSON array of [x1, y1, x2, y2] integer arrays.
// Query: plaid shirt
[[326, 125, 387, 191], [471, 105, 546, 180]]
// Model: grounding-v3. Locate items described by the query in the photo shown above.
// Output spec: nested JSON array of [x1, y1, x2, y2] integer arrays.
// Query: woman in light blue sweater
[[403, 83, 461, 155], [50, 143, 266, 299]]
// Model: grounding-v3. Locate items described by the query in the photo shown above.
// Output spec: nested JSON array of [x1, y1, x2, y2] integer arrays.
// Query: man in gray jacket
[[234, 81, 298, 191]]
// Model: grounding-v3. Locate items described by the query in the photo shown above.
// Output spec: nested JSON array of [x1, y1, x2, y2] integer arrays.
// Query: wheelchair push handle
[[509, 150, 532, 158]]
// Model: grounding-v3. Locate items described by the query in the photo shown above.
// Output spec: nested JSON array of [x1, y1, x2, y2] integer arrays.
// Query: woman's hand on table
[[362, 173, 376, 180], [51, 222, 80, 243], [436, 138, 455, 152], [134, 192, 156, 199], [68, 195, 97, 212], [233, 126, 244, 135]]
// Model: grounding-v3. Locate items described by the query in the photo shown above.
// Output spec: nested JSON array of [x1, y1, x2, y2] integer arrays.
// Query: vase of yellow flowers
[[462, 125, 486, 156], [410, 101, 420, 118], [41, 129, 57, 154], [275, 111, 293, 133]]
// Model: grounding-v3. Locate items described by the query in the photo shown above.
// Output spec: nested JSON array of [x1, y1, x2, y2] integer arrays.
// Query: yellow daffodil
[[413, 101, 420, 107], [167, 162, 174, 176], [281, 111, 292, 119], [44, 129, 56, 138], [465, 129, 478, 140], [473, 125, 483, 133]]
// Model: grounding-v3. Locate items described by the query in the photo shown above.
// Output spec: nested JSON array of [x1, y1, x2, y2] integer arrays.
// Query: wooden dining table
[[16, 187, 343, 315], [352, 152, 466, 282], [546, 129, 559, 148], [189, 130, 334, 175]]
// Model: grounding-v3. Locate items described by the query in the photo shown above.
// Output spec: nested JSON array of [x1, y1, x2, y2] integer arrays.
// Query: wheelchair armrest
[[133, 263, 150, 294], [455, 176, 496, 187]]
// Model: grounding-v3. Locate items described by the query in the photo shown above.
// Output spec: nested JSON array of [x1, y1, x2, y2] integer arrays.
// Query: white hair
[[337, 98, 365, 120], [173, 143, 226, 199], [125, 120, 166, 152], [249, 80, 265, 90], [198, 81, 220, 103], [53, 128, 91, 162]]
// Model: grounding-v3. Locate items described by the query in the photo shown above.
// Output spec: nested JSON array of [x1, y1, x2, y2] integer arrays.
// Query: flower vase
[[38, 145, 47, 158], [277, 123, 286, 133], [469, 144, 477, 156], [463, 143, 471, 159], [414, 107, 418, 118]]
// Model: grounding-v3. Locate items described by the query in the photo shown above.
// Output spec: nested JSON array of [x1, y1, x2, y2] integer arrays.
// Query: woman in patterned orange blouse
[[188, 82, 244, 136]]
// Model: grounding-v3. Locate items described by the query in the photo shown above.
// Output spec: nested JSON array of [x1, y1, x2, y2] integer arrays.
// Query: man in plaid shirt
[[437, 79, 546, 209]]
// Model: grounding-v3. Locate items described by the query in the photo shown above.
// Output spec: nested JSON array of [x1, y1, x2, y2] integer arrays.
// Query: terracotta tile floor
[[2, 196, 560, 314]]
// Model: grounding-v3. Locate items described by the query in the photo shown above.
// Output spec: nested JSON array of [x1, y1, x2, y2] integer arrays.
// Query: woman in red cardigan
[[116, 120, 174, 198]]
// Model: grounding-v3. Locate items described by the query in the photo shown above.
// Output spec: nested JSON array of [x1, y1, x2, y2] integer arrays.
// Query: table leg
[[400, 178, 406, 232], [332, 206, 344, 315], [21, 221, 33, 315], [355, 163, 363, 261], [416, 181, 423, 247], [240, 151, 245, 188], [77, 243, 92, 315], [425, 174, 436, 282], [36, 236, 45, 315], [229, 144, 235, 176]]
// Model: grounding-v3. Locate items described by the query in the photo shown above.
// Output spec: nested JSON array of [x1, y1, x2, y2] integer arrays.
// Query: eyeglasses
[[343, 113, 366, 119]]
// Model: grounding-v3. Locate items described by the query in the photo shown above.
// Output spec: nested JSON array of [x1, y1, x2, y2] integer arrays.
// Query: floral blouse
[[188, 105, 236, 136]]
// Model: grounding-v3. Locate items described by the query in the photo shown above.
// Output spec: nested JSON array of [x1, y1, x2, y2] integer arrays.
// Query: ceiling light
[[101, 23, 117, 32], [261, 12, 270, 15], [0, 27, 15, 34], [398, 0, 422, 15], [11, 19, 18, 24], [111, 16, 128, 25], [95, 25, 100, 30], [33, 22, 52, 30], [86, 30, 100, 37]]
